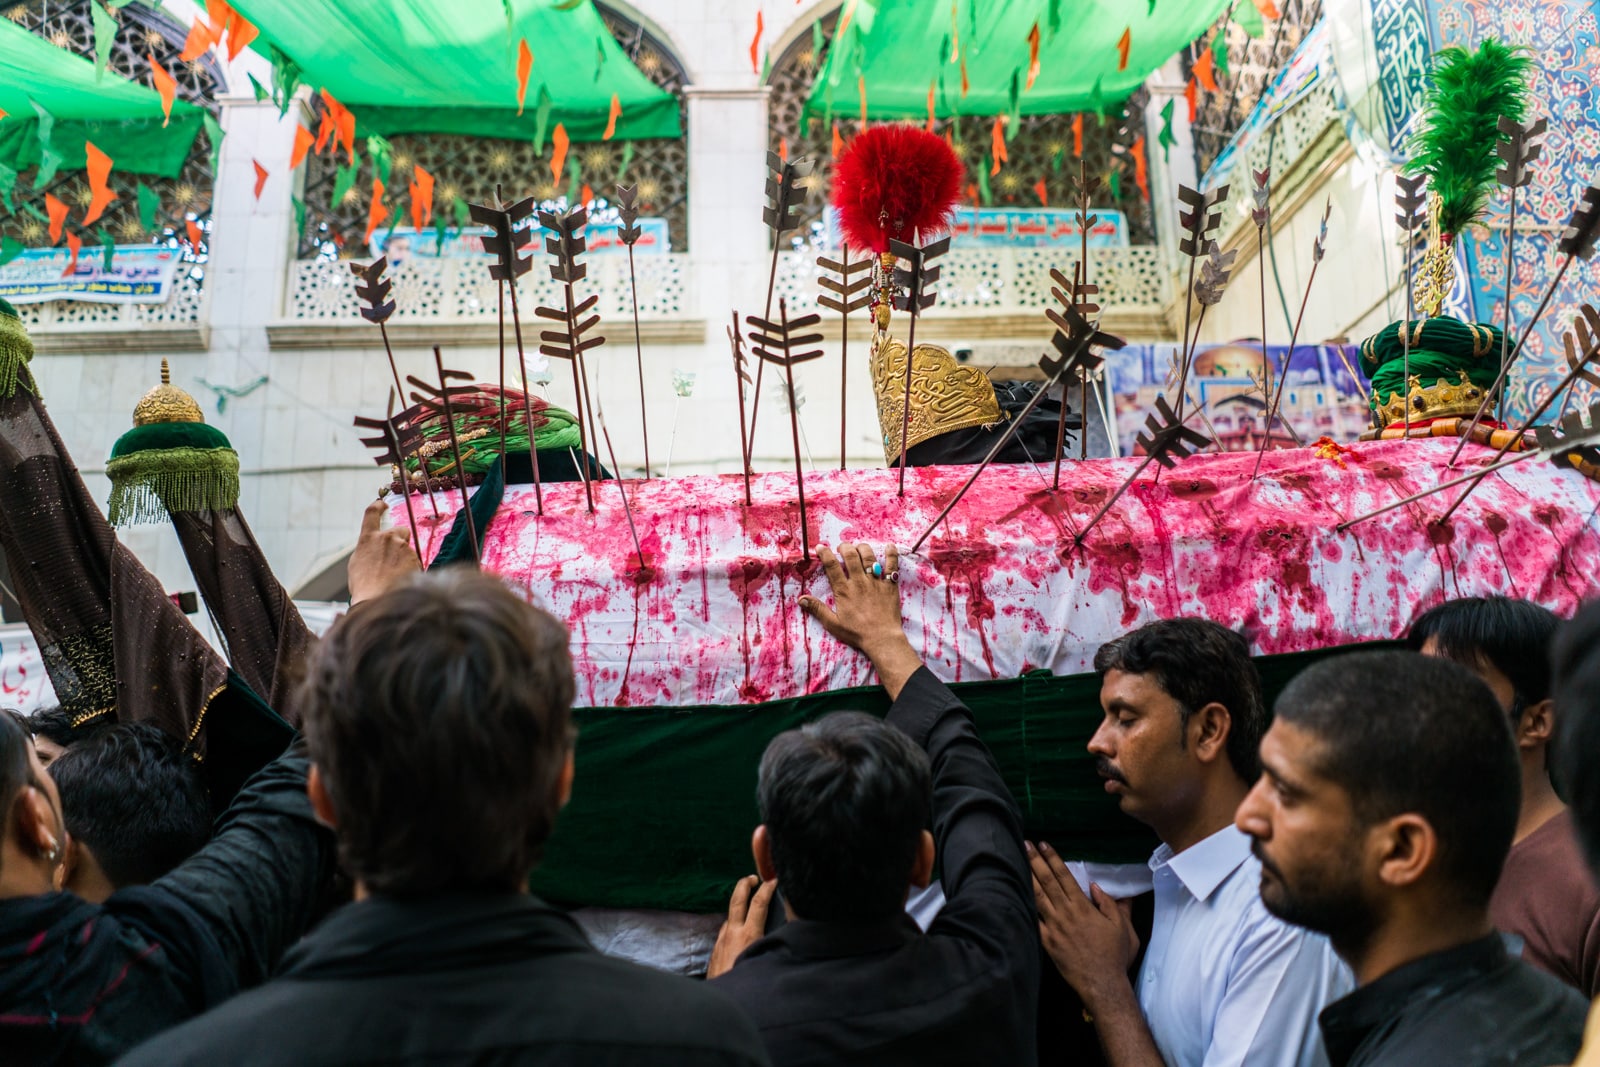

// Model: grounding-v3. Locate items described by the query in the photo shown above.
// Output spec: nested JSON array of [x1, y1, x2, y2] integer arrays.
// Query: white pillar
[[684, 85, 772, 321]]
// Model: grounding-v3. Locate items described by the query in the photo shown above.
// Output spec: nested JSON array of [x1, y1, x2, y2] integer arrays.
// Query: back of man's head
[[1407, 596, 1560, 713], [758, 711, 931, 921], [299, 569, 576, 897], [23, 706, 108, 766], [1553, 600, 1600, 877], [1275, 650, 1519, 910], [47, 722, 211, 888], [1093, 618, 1266, 781]]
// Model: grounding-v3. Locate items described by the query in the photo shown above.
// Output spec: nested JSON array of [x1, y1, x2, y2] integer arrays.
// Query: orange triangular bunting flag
[[516, 39, 534, 115], [580, 183, 593, 205], [186, 218, 204, 248], [1034, 178, 1048, 207], [290, 124, 315, 170], [410, 164, 434, 231], [179, 18, 216, 62], [1185, 76, 1198, 122], [1027, 23, 1041, 89], [1117, 27, 1131, 72], [1072, 113, 1083, 157], [778, 137, 788, 163], [926, 80, 936, 131], [252, 159, 269, 200], [989, 116, 1007, 175], [1194, 46, 1218, 92], [1132, 136, 1150, 202], [45, 194, 69, 244], [364, 178, 389, 247], [1253, 0, 1281, 18], [62, 233, 82, 277], [550, 123, 569, 185], [749, 10, 763, 74], [858, 74, 868, 126], [148, 54, 177, 128], [82, 142, 118, 227], [960, 56, 969, 98], [225, 9, 259, 61], [603, 93, 621, 141], [831, 120, 842, 159], [205, 0, 232, 38]]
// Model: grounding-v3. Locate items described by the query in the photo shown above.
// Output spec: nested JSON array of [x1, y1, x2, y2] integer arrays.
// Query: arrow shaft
[[1338, 447, 1535, 531], [505, 275, 544, 517], [432, 346, 479, 562], [1437, 348, 1597, 523], [1448, 254, 1573, 467], [908, 367, 1068, 555], [564, 281, 597, 512], [379, 322, 440, 522], [1252, 253, 1323, 481]]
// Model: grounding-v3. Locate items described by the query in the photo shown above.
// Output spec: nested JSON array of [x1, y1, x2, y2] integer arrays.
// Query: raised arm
[[800, 544, 1036, 955], [135, 737, 335, 989]]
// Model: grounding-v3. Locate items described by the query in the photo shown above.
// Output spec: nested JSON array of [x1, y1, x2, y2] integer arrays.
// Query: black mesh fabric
[[170, 508, 314, 726], [0, 372, 228, 752]]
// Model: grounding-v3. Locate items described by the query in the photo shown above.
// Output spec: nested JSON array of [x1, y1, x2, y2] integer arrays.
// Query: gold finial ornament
[[132, 359, 204, 426], [1413, 193, 1456, 319], [869, 336, 1004, 464], [1375, 370, 1487, 427]]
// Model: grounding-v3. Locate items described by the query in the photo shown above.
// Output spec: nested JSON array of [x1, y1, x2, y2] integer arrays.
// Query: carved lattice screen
[[296, 3, 688, 259], [766, 7, 1159, 250]]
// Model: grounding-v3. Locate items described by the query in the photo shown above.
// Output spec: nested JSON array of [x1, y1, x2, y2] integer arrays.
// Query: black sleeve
[[886, 668, 1037, 959], [136, 737, 336, 989]]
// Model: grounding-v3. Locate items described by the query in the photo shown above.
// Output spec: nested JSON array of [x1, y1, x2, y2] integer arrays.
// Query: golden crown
[[1375, 370, 1487, 428], [869, 335, 1004, 464]]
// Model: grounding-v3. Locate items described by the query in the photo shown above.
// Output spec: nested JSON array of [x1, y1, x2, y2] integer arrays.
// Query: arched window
[[295, 4, 689, 259], [4, 2, 222, 262], [766, 5, 1157, 248]]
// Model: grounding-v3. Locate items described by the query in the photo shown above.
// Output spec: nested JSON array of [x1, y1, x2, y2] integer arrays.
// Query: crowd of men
[[2, 513, 1599, 1066]]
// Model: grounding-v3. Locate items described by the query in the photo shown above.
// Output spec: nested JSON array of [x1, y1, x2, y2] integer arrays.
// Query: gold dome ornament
[[106, 360, 239, 526], [869, 335, 1004, 465], [133, 360, 205, 425]]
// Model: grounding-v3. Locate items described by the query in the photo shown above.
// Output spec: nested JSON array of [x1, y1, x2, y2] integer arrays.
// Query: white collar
[[1148, 825, 1252, 902]]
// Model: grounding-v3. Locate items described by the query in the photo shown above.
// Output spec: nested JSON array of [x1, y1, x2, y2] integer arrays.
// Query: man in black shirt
[[708, 542, 1038, 1066], [1235, 650, 1586, 1066], [120, 569, 768, 1067]]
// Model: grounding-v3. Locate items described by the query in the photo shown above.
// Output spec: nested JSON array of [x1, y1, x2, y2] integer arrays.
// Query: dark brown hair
[[298, 568, 576, 896]]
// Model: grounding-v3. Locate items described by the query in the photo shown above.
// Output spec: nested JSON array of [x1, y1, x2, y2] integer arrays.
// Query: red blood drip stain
[[1366, 461, 1407, 481], [1426, 520, 1455, 546], [1484, 512, 1509, 536], [927, 541, 1000, 678]]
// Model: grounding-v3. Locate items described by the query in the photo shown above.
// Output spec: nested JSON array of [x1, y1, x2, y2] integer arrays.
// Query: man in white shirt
[[1030, 619, 1351, 1066]]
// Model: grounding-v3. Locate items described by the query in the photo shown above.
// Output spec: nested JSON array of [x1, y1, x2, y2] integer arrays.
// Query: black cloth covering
[[903, 381, 1081, 467]]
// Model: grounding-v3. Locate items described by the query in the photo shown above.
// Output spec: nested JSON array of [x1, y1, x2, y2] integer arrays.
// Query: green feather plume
[[1405, 39, 1532, 238]]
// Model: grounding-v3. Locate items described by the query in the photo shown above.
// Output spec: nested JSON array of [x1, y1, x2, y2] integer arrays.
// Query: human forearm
[[152, 737, 336, 985], [1084, 979, 1166, 1067], [860, 631, 923, 700]]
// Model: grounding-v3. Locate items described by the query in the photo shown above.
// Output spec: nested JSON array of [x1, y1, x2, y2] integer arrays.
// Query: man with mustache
[[1031, 619, 1350, 1066], [1236, 650, 1586, 1066]]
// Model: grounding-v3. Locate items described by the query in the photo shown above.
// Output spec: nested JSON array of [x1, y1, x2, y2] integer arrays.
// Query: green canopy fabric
[[229, 0, 681, 143], [807, 0, 1232, 120], [0, 17, 202, 178]]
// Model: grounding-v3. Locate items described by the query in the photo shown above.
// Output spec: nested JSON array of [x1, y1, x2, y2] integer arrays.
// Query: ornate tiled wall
[[1431, 0, 1600, 420]]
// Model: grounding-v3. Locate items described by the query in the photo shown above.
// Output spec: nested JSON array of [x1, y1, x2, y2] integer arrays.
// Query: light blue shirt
[[1137, 825, 1353, 1067]]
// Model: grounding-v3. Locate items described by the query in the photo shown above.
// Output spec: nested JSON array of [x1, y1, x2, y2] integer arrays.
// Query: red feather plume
[[832, 124, 964, 253]]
